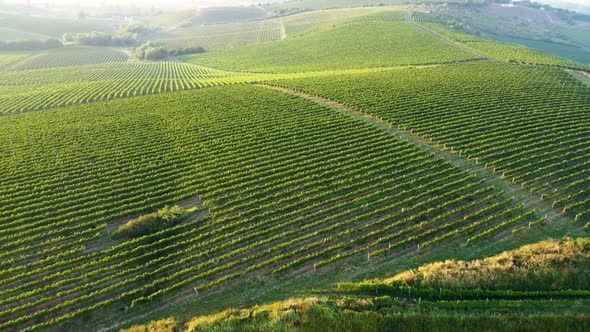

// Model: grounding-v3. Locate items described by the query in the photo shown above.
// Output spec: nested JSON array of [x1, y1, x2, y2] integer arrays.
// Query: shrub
[[112, 205, 189, 239]]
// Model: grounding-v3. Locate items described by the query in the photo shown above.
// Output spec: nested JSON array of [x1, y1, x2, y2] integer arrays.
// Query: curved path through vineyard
[[403, 12, 492, 61], [256, 83, 574, 234]]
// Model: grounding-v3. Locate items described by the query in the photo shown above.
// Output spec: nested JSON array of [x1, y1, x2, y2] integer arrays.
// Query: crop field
[[0, 52, 28, 68], [0, 62, 261, 114], [155, 21, 281, 50], [2, 2, 589, 331], [189, 6, 268, 26], [411, 12, 444, 24], [5, 47, 128, 71], [0, 62, 424, 115], [185, 21, 481, 73], [269, 0, 479, 10], [272, 62, 590, 223], [280, 8, 384, 36], [417, 21, 588, 70], [0, 83, 543, 330]]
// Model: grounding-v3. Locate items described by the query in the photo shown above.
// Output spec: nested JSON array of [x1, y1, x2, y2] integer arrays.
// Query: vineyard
[[0, 63, 420, 115], [184, 21, 480, 73], [272, 62, 590, 224], [279, 7, 384, 36], [131, 238, 590, 331], [0, 52, 28, 68], [5, 46, 129, 70], [155, 21, 282, 50], [0, 62, 259, 114], [1, 2, 589, 331], [0, 84, 544, 330], [411, 12, 444, 24], [415, 20, 588, 70]]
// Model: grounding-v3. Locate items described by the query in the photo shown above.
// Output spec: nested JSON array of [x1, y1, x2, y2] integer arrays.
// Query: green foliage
[[181, 296, 590, 332], [151, 20, 281, 51], [64, 32, 139, 47], [5, 46, 128, 70], [112, 205, 190, 238], [185, 21, 480, 73], [419, 22, 588, 69], [280, 7, 387, 36], [0, 84, 533, 330], [274, 62, 590, 227], [0, 38, 62, 51], [136, 42, 169, 61], [0, 61, 263, 114], [0, 52, 29, 67], [189, 6, 268, 26]]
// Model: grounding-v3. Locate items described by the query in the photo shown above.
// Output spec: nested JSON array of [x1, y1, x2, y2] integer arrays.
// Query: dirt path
[[403, 12, 492, 61], [279, 20, 287, 40], [256, 83, 573, 229]]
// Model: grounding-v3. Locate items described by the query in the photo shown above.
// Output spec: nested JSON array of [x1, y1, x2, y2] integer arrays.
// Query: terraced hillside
[[0, 84, 543, 331], [272, 62, 590, 225]]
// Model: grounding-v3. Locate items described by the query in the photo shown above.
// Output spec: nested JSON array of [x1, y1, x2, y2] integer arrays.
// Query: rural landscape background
[[0, 0, 589, 331]]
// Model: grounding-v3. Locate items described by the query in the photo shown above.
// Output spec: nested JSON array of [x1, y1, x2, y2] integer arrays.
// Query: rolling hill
[[0, 2, 589, 331]]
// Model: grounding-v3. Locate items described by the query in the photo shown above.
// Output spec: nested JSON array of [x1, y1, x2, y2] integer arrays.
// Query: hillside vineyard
[[273, 62, 590, 224], [0, 85, 543, 330], [0, 3, 589, 331]]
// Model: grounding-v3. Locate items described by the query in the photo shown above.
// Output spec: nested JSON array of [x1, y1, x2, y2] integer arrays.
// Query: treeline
[[0, 39, 62, 51], [63, 23, 156, 47], [135, 42, 206, 61]]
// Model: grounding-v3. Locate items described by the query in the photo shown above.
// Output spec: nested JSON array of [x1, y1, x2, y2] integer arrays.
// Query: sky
[[2, 0, 588, 13]]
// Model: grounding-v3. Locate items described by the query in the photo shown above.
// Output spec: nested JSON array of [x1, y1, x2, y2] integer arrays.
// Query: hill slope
[[184, 20, 480, 72], [123, 238, 590, 332]]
